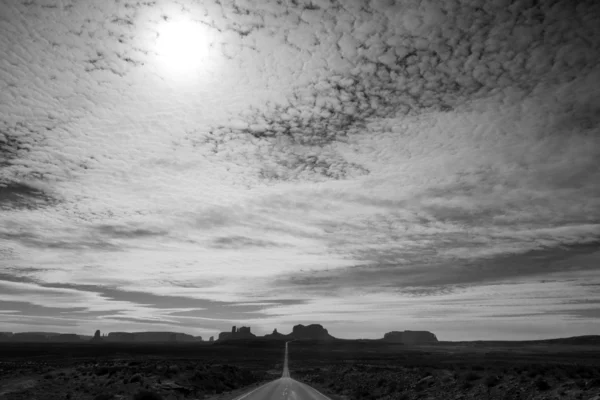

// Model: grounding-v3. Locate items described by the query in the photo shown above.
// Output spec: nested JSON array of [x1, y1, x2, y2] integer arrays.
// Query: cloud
[[275, 241, 600, 294], [93, 224, 168, 238], [0, 0, 599, 338], [209, 235, 287, 249], [0, 278, 310, 335], [0, 182, 58, 210]]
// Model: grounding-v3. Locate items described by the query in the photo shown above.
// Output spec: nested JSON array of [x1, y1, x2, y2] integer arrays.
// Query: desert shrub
[[132, 390, 163, 400], [464, 371, 481, 381], [387, 380, 398, 392], [588, 378, 600, 388], [93, 394, 114, 400], [534, 377, 550, 391], [129, 374, 143, 384], [472, 365, 485, 371], [461, 381, 474, 390], [353, 386, 371, 399], [526, 367, 540, 378], [485, 375, 501, 388], [417, 376, 433, 388], [550, 367, 565, 379], [567, 370, 580, 379]]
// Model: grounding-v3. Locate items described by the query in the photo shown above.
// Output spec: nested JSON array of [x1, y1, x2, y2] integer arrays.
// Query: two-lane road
[[234, 341, 331, 400]]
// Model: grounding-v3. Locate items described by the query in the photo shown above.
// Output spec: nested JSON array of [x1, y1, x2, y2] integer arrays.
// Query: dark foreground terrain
[[290, 340, 600, 400], [1, 338, 600, 400]]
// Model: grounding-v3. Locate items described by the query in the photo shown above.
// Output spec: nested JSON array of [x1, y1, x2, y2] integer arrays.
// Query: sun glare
[[155, 19, 214, 77]]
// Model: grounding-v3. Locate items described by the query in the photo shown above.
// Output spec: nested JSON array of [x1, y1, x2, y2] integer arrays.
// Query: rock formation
[[217, 326, 256, 341], [56, 333, 81, 342], [264, 328, 287, 340], [290, 324, 335, 341], [237, 326, 251, 335], [105, 331, 202, 342], [107, 332, 135, 342], [382, 330, 438, 344], [11, 332, 49, 341], [0, 332, 13, 341], [91, 329, 103, 342]]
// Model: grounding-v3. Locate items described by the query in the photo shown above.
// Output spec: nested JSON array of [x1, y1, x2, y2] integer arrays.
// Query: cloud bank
[[0, 0, 599, 340]]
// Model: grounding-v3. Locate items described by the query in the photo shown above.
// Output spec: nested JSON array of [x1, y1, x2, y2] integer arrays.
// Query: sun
[[155, 19, 214, 77]]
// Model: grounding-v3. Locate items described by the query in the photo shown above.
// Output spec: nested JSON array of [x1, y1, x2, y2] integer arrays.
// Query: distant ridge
[[437, 335, 600, 346], [0, 331, 203, 343], [218, 326, 256, 341], [2, 328, 598, 345], [105, 331, 203, 343], [382, 330, 438, 344], [216, 324, 335, 342], [216, 324, 439, 344]]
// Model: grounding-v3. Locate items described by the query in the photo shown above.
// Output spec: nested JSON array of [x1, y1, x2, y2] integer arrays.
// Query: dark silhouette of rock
[[291, 324, 335, 341], [91, 329, 103, 342], [264, 328, 288, 340], [107, 332, 135, 342], [2, 332, 94, 342], [56, 333, 81, 342], [217, 326, 256, 341], [104, 331, 201, 343], [0, 332, 13, 341], [218, 324, 335, 341], [382, 330, 438, 344], [11, 332, 51, 342]]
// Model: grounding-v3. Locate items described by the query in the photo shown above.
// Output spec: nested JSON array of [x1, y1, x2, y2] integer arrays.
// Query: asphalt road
[[234, 341, 331, 400]]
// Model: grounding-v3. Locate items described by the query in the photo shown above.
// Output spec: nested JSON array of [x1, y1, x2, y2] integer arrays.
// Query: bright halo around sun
[[155, 19, 215, 79]]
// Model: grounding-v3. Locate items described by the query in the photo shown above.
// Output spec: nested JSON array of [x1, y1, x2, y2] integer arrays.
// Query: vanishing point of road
[[234, 341, 331, 400]]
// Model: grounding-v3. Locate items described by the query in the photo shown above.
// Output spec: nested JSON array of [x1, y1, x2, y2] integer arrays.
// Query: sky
[[0, 0, 599, 341]]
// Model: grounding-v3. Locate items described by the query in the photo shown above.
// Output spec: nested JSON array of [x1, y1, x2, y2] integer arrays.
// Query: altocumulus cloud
[[0, 0, 599, 340]]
